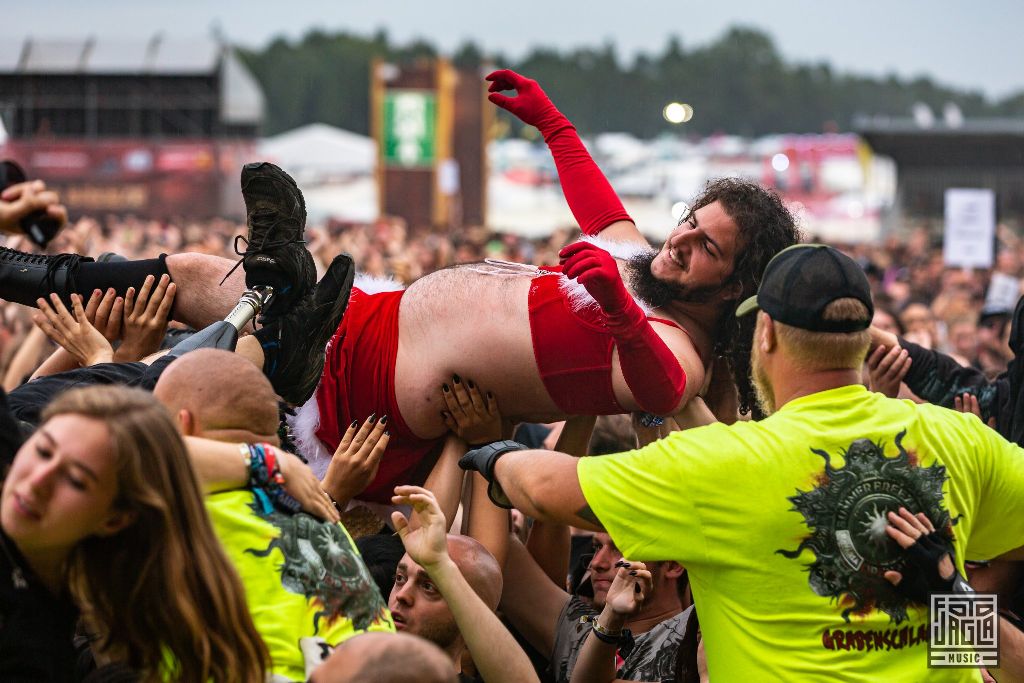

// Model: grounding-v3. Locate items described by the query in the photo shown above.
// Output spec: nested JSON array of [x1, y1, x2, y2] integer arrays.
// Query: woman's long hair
[[43, 386, 268, 683]]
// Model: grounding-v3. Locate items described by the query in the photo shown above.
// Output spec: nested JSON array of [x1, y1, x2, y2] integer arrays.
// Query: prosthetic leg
[[161, 286, 274, 358]]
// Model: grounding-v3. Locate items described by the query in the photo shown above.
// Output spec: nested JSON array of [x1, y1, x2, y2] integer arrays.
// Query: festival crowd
[[0, 68, 1021, 683]]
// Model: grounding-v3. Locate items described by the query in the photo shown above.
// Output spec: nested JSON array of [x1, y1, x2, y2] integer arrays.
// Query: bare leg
[[165, 253, 248, 329], [236, 335, 265, 370]]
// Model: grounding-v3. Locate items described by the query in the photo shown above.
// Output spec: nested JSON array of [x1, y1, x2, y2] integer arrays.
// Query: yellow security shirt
[[205, 490, 395, 682], [578, 384, 1024, 681]]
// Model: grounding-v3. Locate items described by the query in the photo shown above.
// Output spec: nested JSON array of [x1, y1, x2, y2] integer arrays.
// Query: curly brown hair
[[688, 178, 802, 417]]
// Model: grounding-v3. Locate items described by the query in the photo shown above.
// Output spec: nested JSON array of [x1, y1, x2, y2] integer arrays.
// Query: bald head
[[312, 632, 456, 683], [446, 534, 502, 611], [152, 348, 279, 440]]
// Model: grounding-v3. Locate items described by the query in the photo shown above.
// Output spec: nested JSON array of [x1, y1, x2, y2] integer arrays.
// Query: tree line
[[238, 26, 1024, 139]]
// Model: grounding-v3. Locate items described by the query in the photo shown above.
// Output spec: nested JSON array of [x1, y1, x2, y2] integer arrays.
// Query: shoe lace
[[45, 253, 85, 294], [219, 227, 306, 287], [0, 246, 50, 266], [0, 247, 85, 294]]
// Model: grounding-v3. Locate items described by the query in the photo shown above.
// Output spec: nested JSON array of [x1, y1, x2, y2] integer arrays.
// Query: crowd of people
[[0, 67, 1021, 682]]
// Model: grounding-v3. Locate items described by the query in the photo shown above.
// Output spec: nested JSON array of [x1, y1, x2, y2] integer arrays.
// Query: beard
[[417, 616, 462, 651], [626, 249, 727, 309], [751, 340, 776, 416]]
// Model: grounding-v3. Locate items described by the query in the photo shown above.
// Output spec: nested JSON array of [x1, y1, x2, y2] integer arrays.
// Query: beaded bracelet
[[246, 443, 302, 514]]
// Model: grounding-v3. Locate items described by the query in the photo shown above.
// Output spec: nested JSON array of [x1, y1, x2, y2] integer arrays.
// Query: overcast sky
[[6, 0, 1023, 99]]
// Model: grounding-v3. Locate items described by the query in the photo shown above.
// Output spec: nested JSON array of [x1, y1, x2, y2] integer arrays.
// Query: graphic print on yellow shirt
[[776, 430, 954, 625], [245, 498, 390, 633], [577, 384, 1024, 680], [206, 490, 394, 682]]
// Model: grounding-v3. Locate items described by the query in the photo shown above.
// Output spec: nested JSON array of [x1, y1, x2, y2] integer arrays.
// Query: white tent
[[258, 123, 376, 183]]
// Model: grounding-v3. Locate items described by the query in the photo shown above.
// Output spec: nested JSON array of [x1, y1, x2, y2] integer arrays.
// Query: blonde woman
[[0, 385, 267, 682]]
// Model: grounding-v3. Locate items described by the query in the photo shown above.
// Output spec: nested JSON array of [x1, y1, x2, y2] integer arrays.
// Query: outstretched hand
[[34, 293, 114, 367], [276, 447, 340, 523], [441, 375, 501, 445], [559, 241, 632, 315], [866, 344, 910, 398], [883, 507, 958, 604], [83, 288, 125, 342], [485, 69, 566, 134], [954, 392, 997, 428], [323, 415, 390, 508], [392, 485, 449, 570], [116, 274, 176, 361]]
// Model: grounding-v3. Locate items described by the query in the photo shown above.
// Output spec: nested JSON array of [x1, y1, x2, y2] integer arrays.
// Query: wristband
[[458, 440, 528, 509], [637, 412, 665, 428], [323, 489, 343, 513], [581, 615, 635, 655], [592, 617, 624, 639], [246, 443, 302, 514], [951, 574, 974, 595]]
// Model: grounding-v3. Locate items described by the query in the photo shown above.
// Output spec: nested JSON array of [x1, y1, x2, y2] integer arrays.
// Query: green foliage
[[237, 26, 1024, 137]]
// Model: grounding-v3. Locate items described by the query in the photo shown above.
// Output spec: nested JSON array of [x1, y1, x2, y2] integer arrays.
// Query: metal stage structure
[[0, 35, 265, 217]]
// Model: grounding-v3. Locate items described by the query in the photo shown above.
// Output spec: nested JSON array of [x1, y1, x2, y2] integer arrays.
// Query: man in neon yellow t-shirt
[[153, 349, 394, 682], [460, 245, 1024, 681]]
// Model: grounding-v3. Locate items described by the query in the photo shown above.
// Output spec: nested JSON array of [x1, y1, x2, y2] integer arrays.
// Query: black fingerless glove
[[897, 531, 972, 604], [458, 440, 527, 509]]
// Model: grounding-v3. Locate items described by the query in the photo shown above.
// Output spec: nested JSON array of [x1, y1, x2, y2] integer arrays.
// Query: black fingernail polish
[[368, 413, 377, 424], [384, 431, 390, 437], [453, 374, 461, 384], [468, 380, 475, 389], [487, 392, 494, 399], [634, 583, 641, 593], [350, 420, 359, 428], [380, 415, 388, 425], [629, 570, 637, 576], [614, 560, 625, 567], [442, 383, 450, 392]]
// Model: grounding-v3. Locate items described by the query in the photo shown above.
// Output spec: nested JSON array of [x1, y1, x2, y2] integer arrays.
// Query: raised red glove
[[558, 242, 686, 415], [487, 69, 632, 236], [486, 69, 572, 137]]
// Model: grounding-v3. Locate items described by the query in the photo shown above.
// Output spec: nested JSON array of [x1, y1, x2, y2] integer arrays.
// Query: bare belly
[[394, 265, 563, 439]]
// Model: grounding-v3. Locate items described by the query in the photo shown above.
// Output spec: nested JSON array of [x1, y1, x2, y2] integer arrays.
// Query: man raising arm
[[391, 485, 539, 683]]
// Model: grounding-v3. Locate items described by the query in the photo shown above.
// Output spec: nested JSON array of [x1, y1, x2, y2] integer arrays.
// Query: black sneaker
[[259, 253, 355, 405], [229, 162, 314, 322]]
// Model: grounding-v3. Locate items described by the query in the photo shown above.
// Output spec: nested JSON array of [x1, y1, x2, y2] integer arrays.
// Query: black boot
[[224, 162, 315, 324], [256, 253, 355, 405], [0, 247, 92, 308]]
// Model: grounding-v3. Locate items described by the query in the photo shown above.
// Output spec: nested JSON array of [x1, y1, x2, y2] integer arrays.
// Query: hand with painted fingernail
[[604, 560, 651, 619], [440, 375, 502, 445], [322, 413, 391, 509]]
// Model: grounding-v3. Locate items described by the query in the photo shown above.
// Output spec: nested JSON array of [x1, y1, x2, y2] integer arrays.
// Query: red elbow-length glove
[[559, 242, 686, 415], [487, 69, 632, 236]]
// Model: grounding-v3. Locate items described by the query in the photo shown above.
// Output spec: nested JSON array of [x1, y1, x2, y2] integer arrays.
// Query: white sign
[[944, 189, 996, 268], [985, 271, 1022, 313]]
